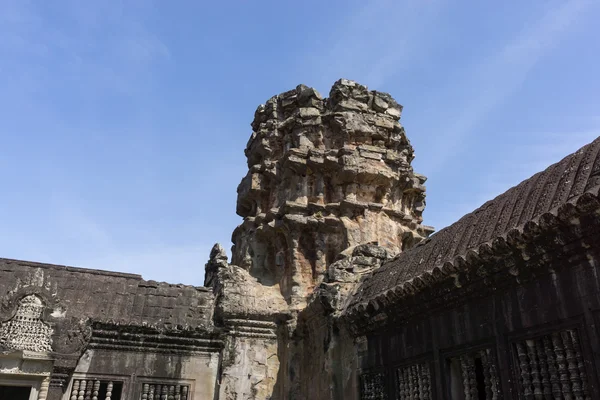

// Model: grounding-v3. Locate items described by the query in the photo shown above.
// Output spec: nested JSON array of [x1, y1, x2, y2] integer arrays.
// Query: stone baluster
[[407, 365, 415, 399], [105, 381, 113, 400], [142, 384, 149, 400], [562, 331, 584, 400], [516, 342, 533, 399], [71, 380, 80, 400], [422, 364, 431, 400], [161, 385, 168, 400], [414, 365, 421, 399], [85, 380, 93, 400], [181, 385, 188, 400], [175, 385, 181, 400], [78, 379, 87, 400], [543, 335, 562, 398], [397, 368, 406, 399], [38, 377, 50, 400], [535, 339, 552, 399], [526, 340, 543, 399], [479, 349, 494, 400], [416, 364, 424, 400], [569, 330, 590, 399], [468, 356, 479, 400], [91, 380, 100, 400], [168, 385, 175, 400], [460, 355, 475, 400], [552, 332, 573, 399], [405, 365, 411, 399], [488, 350, 500, 400], [148, 384, 155, 400]]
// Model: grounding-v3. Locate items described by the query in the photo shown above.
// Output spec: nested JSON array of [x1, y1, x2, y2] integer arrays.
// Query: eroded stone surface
[[212, 80, 433, 400], [231, 79, 431, 311]]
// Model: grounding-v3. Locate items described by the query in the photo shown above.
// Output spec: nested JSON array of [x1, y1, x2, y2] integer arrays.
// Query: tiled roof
[[350, 136, 600, 308]]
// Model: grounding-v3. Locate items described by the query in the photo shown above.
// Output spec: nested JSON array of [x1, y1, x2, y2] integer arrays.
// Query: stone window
[[138, 383, 190, 400], [396, 362, 432, 399], [512, 328, 591, 399], [67, 379, 123, 400], [360, 371, 387, 400], [447, 348, 500, 399]]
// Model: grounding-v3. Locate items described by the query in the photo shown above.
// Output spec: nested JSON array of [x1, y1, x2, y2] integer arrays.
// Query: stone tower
[[231, 79, 432, 310]]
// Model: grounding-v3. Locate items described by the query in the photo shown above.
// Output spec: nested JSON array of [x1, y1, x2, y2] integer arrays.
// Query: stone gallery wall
[[0, 258, 221, 400], [344, 136, 600, 399], [353, 234, 600, 398]]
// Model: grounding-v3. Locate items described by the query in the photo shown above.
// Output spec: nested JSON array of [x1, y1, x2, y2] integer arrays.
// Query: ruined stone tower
[[205, 79, 434, 399], [231, 79, 432, 310]]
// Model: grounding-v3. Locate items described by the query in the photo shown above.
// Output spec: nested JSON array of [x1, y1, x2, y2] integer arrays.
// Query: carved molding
[[224, 319, 278, 340], [88, 323, 223, 355]]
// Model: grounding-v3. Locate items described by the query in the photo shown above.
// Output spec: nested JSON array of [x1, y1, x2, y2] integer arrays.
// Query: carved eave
[[343, 186, 600, 335]]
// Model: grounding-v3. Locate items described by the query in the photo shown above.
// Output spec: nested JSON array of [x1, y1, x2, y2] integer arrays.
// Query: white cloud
[[424, 0, 593, 174], [307, 0, 446, 91]]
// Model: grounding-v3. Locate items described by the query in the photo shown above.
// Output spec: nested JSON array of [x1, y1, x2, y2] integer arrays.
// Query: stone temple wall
[[0, 258, 221, 400]]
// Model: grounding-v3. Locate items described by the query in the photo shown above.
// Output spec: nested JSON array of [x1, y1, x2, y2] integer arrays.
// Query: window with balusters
[[138, 383, 190, 400], [395, 362, 432, 400], [359, 371, 388, 400], [512, 328, 591, 399], [447, 347, 501, 400], [68, 379, 123, 400]]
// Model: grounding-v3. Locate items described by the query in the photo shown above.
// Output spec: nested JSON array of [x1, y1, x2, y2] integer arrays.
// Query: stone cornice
[[88, 323, 223, 355], [223, 319, 278, 340]]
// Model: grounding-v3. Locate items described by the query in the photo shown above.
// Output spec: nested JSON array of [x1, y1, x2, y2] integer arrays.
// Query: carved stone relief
[[0, 295, 53, 352]]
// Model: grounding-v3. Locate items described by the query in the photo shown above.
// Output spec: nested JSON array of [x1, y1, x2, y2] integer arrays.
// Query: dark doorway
[[0, 385, 31, 400]]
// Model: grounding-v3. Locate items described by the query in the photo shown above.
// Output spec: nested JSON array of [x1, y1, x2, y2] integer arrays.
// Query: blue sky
[[1, 0, 599, 285]]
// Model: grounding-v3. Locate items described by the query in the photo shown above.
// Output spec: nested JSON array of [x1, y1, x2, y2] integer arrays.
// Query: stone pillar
[[218, 320, 280, 400]]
